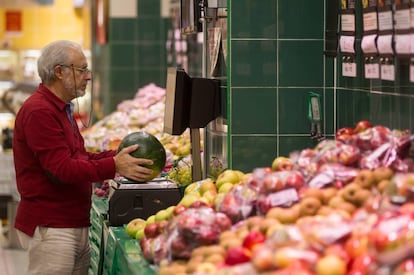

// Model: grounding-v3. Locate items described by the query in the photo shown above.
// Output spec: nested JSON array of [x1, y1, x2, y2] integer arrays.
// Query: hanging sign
[[308, 92, 324, 141], [394, 0, 411, 57], [339, 0, 357, 77], [378, 0, 395, 81], [361, 0, 380, 79], [5, 10, 22, 36]]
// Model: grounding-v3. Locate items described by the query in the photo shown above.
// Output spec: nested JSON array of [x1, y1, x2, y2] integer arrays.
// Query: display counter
[[89, 195, 156, 275]]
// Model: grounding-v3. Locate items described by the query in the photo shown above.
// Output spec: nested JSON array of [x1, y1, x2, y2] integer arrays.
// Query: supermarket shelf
[[89, 195, 156, 275]]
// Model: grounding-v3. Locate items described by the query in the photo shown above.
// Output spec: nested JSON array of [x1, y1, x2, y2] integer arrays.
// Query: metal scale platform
[[107, 177, 182, 226]]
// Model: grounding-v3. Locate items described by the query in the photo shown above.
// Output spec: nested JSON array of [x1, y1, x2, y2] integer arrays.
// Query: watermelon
[[117, 131, 167, 182]]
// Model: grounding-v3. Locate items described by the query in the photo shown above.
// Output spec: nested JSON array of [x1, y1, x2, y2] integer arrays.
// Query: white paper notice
[[365, 63, 380, 79], [395, 34, 411, 54], [361, 34, 378, 54], [381, 64, 395, 81], [340, 36, 355, 53], [377, 35, 393, 54]]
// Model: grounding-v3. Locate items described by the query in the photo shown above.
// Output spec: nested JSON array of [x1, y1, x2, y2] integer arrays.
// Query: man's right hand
[[113, 144, 154, 182]]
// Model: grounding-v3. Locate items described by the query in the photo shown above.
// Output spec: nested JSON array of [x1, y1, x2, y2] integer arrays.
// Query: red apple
[[144, 222, 162, 238], [336, 127, 355, 143], [242, 230, 266, 251], [172, 204, 188, 216], [262, 174, 285, 193], [394, 258, 414, 273], [345, 235, 369, 259], [214, 212, 232, 231], [252, 245, 276, 272], [349, 253, 376, 274], [224, 246, 251, 266], [354, 120, 372, 134], [285, 171, 305, 189]]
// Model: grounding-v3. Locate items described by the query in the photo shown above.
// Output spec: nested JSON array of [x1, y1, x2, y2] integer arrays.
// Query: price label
[[342, 62, 357, 77], [380, 64, 395, 81], [365, 63, 380, 79]]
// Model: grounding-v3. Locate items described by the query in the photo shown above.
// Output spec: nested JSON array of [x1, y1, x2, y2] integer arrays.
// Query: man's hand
[[113, 144, 154, 182]]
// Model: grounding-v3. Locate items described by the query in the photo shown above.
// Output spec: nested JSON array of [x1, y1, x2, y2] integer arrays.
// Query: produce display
[[84, 83, 199, 196], [123, 121, 414, 274]]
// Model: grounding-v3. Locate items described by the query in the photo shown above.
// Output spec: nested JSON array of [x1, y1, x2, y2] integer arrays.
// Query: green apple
[[218, 182, 234, 194], [216, 170, 242, 189], [165, 205, 175, 219], [125, 218, 146, 238], [199, 179, 217, 195], [135, 227, 145, 240], [202, 189, 217, 204], [178, 193, 200, 207], [146, 215, 156, 224], [155, 209, 170, 222], [184, 182, 200, 195], [271, 156, 293, 171]]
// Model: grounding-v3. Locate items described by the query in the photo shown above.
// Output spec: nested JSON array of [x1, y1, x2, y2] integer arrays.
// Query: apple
[[242, 230, 266, 251], [252, 245, 276, 271], [214, 212, 232, 231], [216, 170, 243, 189], [144, 221, 162, 238], [262, 174, 285, 193], [394, 258, 414, 273], [345, 235, 369, 259], [178, 193, 201, 208], [285, 171, 305, 189], [165, 205, 176, 218], [325, 244, 350, 264], [172, 204, 187, 216], [354, 120, 372, 134], [154, 209, 170, 222], [125, 218, 146, 238], [184, 182, 200, 195], [135, 227, 145, 240], [202, 189, 217, 204], [315, 254, 347, 275], [218, 182, 234, 193], [224, 246, 251, 266], [271, 156, 294, 171], [349, 253, 375, 274], [336, 127, 355, 143], [199, 179, 217, 195]]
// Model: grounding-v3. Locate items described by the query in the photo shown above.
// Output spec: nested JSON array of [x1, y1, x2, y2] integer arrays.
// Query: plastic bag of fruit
[[246, 167, 306, 193], [160, 206, 232, 263], [215, 184, 258, 224], [367, 207, 414, 266], [295, 213, 352, 251], [308, 163, 359, 189]]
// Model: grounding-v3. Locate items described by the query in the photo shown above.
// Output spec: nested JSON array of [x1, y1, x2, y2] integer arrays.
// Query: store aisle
[[0, 246, 28, 275], [0, 221, 28, 275]]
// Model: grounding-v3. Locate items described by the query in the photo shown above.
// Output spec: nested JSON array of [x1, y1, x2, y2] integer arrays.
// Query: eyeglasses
[[59, 64, 91, 75]]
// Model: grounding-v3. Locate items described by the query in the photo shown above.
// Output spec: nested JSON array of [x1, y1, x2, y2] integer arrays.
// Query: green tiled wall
[[228, 0, 330, 172], [92, 0, 170, 114], [228, 0, 414, 173]]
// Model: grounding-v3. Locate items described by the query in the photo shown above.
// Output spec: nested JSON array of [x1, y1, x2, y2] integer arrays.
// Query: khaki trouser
[[16, 227, 90, 275]]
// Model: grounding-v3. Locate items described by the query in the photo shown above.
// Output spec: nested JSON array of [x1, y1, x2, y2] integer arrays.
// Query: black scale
[[107, 177, 182, 226]]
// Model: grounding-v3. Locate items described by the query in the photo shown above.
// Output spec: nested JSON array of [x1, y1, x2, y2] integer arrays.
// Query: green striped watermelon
[[117, 131, 166, 182]]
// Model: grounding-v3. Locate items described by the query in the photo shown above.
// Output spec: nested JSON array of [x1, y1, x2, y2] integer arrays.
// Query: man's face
[[61, 51, 91, 100]]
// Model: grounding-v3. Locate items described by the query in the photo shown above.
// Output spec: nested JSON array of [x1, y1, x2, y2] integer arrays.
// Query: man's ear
[[54, 65, 64, 79]]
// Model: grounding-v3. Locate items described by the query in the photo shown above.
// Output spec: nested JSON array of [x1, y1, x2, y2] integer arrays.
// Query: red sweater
[[13, 84, 116, 236]]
